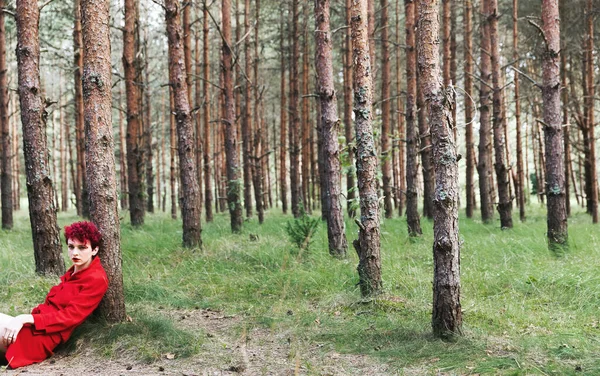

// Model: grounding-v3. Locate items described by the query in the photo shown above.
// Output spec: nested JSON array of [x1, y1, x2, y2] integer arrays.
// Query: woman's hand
[[2, 314, 33, 347]]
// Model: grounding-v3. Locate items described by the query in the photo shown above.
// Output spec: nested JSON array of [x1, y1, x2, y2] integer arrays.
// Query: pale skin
[[0, 238, 98, 354]]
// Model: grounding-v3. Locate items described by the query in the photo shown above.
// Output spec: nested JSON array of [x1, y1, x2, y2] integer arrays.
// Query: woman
[[0, 221, 109, 368]]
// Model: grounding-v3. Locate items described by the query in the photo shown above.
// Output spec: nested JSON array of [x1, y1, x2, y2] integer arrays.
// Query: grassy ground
[[1, 201, 600, 375]]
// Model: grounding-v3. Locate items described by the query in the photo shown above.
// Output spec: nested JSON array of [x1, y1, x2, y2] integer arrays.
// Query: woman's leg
[[0, 313, 14, 354]]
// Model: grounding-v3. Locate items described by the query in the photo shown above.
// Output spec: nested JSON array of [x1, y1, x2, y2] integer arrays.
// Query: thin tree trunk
[[561, 52, 572, 215], [144, 31, 154, 214], [73, 0, 85, 217], [418, 0, 462, 338], [252, 0, 264, 224], [513, 0, 525, 221], [222, 0, 243, 232], [16, 0, 65, 276], [279, 15, 288, 214], [395, 0, 405, 216], [0, 0, 12, 230], [478, 0, 494, 223], [541, 0, 567, 250], [380, 0, 393, 219], [242, 0, 253, 218], [123, 0, 144, 226], [489, 0, 512, 229], [169, 86, 177, 219], [183, 0, 192, 105], [59, 79, 68, 212], [301, 16, 311, 214], [585, 0, 598, 222], [405, 0, 422, 236], [119, 90, 128, 210], [315, 0, 348, 258], [202, 1, 213, 222], [80, 0, 125, 322], [418, 67, 433, 219], [194, 3, 202, 221], [289, 0, 301, 218], [12, 98, 20, 211], [464, 0, 475, 219], [351, 0, 382, 297], [165, 0, 202, 247], [344, 0, 356, 217]]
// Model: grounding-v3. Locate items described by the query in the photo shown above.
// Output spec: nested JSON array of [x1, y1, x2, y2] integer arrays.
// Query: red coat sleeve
[[32, 275, 108, 334]]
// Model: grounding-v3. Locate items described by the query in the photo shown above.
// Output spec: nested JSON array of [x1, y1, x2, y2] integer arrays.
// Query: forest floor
[[3, 307, 391, 376]]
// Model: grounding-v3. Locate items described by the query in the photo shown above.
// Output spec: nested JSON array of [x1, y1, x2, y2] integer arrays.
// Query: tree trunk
[[193, 4, 202, 221], [418, 68, 434, 219], [395, 0, 405, 216], [585, 0, 598, 222], [123, 0, 145, 226], [73, 0, 86, 217], [380, 0, 393, 219], [301, 19, 311, 214], [169, 86, 177, 219], [561, 50, 571, 216], [417, 0, 462, 338], [144, 32, 154, 214], [279, 15, 288, 214], [16, 0, 65, 276], [315, 0, 348, 258], [289, 0, 301, 218], [12, 101, 19, 211], [541, 0, 567, 250], [478, 0, 494, 223], [405, 0, 422, 236], [80, 0, 125, 322], [344, 0, 356, 218], [222, 0, 243, 232], [202, 2, 213, 222], [59, 80, 68, 212], [351, 0, 382, 297], [513, 0, 525, 221], [242, 0, 253, 219], [0, 0, 12, 230], [118, 90, 128, 210], [165, 0, 202, 247], [464, 0, 475, 219], [183, 0, 192, 105], [252, 0, 264, 224], [489, 0, 512, 229]]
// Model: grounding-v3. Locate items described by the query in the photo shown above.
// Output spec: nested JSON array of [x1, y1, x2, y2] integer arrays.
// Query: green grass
[[2, 201, 600, 374]]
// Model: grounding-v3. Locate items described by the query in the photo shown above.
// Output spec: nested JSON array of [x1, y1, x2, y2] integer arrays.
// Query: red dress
[[5, 257, 108, 368]]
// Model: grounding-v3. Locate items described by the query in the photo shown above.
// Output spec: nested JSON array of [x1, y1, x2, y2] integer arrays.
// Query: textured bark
[[301, 18, 311, 214], [289, 0, 301, 217], [405, 0, 422, 236], [585, 0, 598, 222], [351, 0, 382, 297], [417, 0, 462, 338], [59, 82, 68, 212], [279, 15, 288, 214], [165, 0, 202, 247], [513, 0, 525, 221], [344, 0, 356, 217], [464, 0, 475, 219], [16, 0, 65, 276], [0, 0, 12, 230], [242, 0, 253, 218], [222, 0, 243, 232], [73, 0, 86, 217], [144, 33, 154, 214], [380, 0, 393, 219], [315, 0, 348, 258], [202, 2, 213, 222], [542, 0, 567, 251], [418, 69, 434, 219], [489, 0, 512, 229], [478, 0, 494, 223], [169, 87, 177, 220], [395, 0, 405, 216], [253, 0, 265, 223], [561, 48, 571, 216], [11, 102, 19, 211], [118, 90, 128, 210], [80, 0, 125, 322], [183, 0, 192, 105], [123, 0, 145, 226]]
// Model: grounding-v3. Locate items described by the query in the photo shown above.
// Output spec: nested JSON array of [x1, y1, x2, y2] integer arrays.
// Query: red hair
[[64, 221, 102, 250]]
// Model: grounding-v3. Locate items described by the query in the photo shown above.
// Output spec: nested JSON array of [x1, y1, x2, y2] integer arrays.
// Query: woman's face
[[67, 238, 98, 273]]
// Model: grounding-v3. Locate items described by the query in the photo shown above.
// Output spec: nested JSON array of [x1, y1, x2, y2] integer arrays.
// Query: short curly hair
[[64, 221, 102, 250]]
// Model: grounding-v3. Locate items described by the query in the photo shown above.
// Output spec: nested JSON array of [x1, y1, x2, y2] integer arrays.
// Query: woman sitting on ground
[[0, 221, 109, 368]]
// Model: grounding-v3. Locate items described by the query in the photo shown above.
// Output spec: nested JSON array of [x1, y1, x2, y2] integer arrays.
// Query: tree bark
[[301, 16, 311, 214], [252, 0, 264, 224], [118, 89, 128, 210], [289, 0, 301, 218], [242, 0, 253, 218], [541, 0, 567, 251], [380, 0, 393, 219], [489, 0, 512, 229], [405, 0, 422, 236], [315, 0, 348, 258], [165, 0, 202, 247], [513, 0, 525, 221], [417, 0, 462, 338], [344, 0, 356, 218], [16, 0, 65, 276], [464, 0, 475, 219], [395, 0, 405, 216], [144, 31, 154, 214], [561, 48, 571, 216], [279, 14, 288, 214], [585, 0, 598, 222], [123, 0, 145, 226], [478, 0, 494, 223], [80, 0, 125, 322], [351, 0, 382, 297], [169, 87, 177, 219], [222, 0, 243, 232], [202, 1, 213, 222], [0, 0, 12, 230], [418, 67, 434, 219], [73, 0, 86, 217]]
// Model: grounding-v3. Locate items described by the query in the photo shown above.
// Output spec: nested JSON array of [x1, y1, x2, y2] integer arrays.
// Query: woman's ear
[[92, 247, 99, 256]]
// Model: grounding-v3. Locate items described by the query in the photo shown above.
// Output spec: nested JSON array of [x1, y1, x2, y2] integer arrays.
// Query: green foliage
[[285, 204, 320, 254]]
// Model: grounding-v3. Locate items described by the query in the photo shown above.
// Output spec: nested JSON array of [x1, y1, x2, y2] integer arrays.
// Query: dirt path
[[3, 309, 392, 376]]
